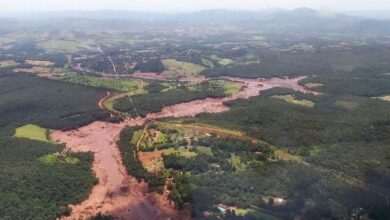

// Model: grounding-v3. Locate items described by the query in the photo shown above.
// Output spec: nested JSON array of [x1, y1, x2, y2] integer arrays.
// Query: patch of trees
[[167, 172, 192, 209], [0, 74, 108, 136], [197, 137, 274, 161], [190, 161, 387, 220], [163, 137, 275, 175], [0, 137, 96, 219], [118, 126, 166, 191], [133, 59, 165, 73], [191, 87, 390, 219], [119, 126, 197, 207], [6, 41, 44, 54], [202, 45, 390, 79], [145, 81, 166, 93], [81, 56, 114, 73], [312, 73, 390, 97], [163, 154, 215, 174], [198, 88, 390, 151], [113, 83, 226, 117], [90, 214, 115, 220]]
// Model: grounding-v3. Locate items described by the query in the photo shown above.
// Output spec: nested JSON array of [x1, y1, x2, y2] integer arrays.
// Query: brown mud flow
[[51, 76, 317, 220]]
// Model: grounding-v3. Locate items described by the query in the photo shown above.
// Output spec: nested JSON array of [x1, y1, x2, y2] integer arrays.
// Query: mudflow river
[[51, 76, 316, 220]]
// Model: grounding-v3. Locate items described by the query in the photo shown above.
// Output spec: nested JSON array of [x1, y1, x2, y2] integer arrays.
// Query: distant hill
[[343, 10, 390, 20], [1, 8, 390, 34]]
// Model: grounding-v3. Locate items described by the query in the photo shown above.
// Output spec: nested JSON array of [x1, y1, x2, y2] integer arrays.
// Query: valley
[[0, 8, 390, 220]]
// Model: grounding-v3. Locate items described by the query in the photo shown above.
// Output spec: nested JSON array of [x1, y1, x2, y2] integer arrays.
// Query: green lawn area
[[163, 147, 198, 158], [196, 146, 213, 156], [38, 153, 80, 166], [218, 58, 235, 66], [162, 59, 206, 77], [208, 79, 242, 96], [14, 124, 49, 142], [210, 55, 235, 66], [272, 95, 315, 108], [228, 153, 247, 172]]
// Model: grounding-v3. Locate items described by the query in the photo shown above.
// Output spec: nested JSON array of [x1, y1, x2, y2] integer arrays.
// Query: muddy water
[[51, 76, 316, 220]]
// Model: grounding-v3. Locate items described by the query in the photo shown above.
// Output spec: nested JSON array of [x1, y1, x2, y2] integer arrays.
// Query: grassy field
[[163, 147, 198, 158], [37, 39, 94, 53], [228, 153, 247, 171], [54, 71, 146, 92], [196, 146, 213, 156], [162, 59, 206, 77], [210, 55, 235, 66], [13, 124, 49, 142], [272, 95, 315, 107], [208, 79, 242, 96], [38, 153, 80, 166], [26, 60, 55, 67]]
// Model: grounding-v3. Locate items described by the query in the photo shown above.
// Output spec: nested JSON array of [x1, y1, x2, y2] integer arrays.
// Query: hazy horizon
[[1, 0, 390, 12]]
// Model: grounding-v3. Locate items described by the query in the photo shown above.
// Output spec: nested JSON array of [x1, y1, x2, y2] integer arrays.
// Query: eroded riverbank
[[51, 76, 317, 219]]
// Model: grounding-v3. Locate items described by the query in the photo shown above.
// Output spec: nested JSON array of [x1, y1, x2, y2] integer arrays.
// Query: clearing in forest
[[14, 124, 49, 142], [376, 95, 390, 102], [272, 95, 315, 107], [0, 60, 19, 68], [26, 60, 55, 67], [161, 59, 206, 77], [335, 100, 360, 110], [54, 71, 146, 92], [304, 83, 323, 89], [210, 55, 235, 66], [37, 39, 94, 53]]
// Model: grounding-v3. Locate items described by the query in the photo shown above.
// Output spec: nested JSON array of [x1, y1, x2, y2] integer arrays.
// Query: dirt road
[[98, 91, 111, 110], [51, 76, 316, 220]]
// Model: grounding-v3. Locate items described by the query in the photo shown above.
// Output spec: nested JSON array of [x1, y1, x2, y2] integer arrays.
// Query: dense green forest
[[188, 77, 390, 219], [0, 72, 105, 219], [0, 73, 107, 136], [1, 16, 390, 220], [197, 86, 390, 151], [0, 137, 96, 219], [133, 59, 166, 73]]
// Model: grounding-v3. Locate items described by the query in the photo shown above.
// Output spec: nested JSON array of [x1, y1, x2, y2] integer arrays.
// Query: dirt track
[[51, 76, 316, 220], [98, 91, 111, 110]]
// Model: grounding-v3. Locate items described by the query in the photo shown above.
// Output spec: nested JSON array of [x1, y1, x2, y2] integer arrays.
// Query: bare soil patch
[[13, 67, 64, 78], [26, 60, 55, 67]]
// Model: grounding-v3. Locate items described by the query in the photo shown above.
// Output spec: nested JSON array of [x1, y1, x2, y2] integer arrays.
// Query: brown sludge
[[51, 76, 316, 220]]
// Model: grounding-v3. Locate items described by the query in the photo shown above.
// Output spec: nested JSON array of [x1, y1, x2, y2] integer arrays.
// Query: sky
[[1, 0, 390, 12]]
